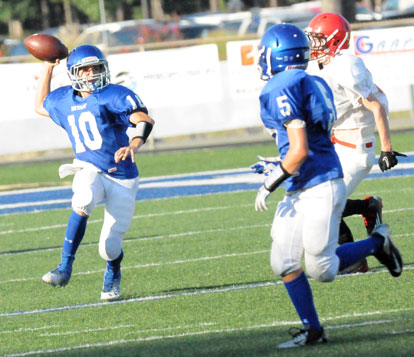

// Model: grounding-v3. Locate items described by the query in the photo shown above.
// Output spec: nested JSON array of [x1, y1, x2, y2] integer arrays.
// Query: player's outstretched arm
[[361, 92, 407, 171], [34, 59, 59, 117], [361, 93, 391, 152], [114, 112, 155, 163]]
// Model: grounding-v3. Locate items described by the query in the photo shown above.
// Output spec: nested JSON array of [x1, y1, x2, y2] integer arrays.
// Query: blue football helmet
[[66, 45, 110, 91], [258, 23, 310, 80]]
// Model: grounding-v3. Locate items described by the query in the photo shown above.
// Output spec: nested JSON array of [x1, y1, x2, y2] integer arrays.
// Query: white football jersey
[[307, 53, 389, 131]]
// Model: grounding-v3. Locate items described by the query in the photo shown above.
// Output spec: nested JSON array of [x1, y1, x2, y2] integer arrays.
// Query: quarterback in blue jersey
[[35, 45, 154, 300], [254, 24, 403, 348]]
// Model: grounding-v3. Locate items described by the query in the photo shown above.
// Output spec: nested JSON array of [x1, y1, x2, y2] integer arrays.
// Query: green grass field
[[1, 132, 414, 356]]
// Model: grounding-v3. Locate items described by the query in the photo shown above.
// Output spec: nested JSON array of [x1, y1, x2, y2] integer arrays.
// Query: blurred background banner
[[1, 25, 414, 155], [109, 44, 222, 108]]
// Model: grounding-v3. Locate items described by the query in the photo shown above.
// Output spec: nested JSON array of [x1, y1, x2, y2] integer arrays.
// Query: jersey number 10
[[68, 111, 103, 153]]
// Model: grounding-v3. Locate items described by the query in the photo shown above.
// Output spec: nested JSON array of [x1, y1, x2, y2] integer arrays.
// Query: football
[[24, 33, 68, 62]]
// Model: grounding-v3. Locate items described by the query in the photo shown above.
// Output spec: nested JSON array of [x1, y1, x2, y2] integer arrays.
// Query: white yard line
[[3, 313, 412, 357], [1, 202, 413, 236], [0, 204, 251, 236], [2, 265, 413, 318], [0, 248, 269, 283], [39, 322, 216, 338]]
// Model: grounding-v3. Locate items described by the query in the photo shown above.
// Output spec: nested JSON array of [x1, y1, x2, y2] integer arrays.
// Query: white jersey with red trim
[[307, 53, 388, 132]]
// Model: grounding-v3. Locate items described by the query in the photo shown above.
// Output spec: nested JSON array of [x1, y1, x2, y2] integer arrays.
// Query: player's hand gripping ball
[[24, 33, 68, 62]]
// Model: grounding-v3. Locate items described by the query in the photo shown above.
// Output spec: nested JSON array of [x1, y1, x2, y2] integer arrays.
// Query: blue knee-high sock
[[284, 271, 321, 331], [107, 250, 124, 274], [336, 236, 383, 271], [59, 211, 88, 271]]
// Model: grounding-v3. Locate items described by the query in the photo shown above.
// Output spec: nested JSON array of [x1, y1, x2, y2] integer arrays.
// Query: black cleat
[[372, 224, 403, 277], [277, 326, 327, 349], [362, 196, 383, 235]]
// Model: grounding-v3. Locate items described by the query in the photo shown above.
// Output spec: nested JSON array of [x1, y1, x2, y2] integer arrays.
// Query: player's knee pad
[[99, 232, 123, 260], [71, 169, 101, 215], [306, 259, 338, 282], [270, 254, 301, 277]]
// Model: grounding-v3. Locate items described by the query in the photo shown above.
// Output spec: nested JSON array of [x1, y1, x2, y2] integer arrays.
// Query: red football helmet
[[306, 12, 351, 60]]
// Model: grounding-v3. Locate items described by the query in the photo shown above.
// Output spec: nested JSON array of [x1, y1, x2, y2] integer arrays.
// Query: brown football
[[24, 33, 68, 61]]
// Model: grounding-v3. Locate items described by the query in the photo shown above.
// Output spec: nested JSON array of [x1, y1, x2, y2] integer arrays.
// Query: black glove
[[378, 150, 407, 172]]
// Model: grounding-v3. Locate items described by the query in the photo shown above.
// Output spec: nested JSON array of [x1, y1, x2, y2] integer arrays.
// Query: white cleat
[[101, 268, 121, 300], [100, 287, 121, 300]]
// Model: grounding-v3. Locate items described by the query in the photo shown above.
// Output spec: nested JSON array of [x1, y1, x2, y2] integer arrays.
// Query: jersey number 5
[[68, 112, 103, 153], [276, 95, 291, 116]]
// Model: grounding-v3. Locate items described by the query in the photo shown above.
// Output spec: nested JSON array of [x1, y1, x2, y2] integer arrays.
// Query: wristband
[[264, 163, 291, 192]]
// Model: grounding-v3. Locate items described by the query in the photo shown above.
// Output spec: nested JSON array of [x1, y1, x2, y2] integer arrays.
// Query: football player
[[35, 45, 154, 300], [255, 23, 402, 348], [305, 13, 406, 273]]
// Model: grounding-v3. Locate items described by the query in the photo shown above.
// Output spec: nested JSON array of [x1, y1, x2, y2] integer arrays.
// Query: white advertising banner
[[108, 44, 222, 108], [225, 26, 414, 112], [348, 26, 414, 86], [226, 39, 263, 99]]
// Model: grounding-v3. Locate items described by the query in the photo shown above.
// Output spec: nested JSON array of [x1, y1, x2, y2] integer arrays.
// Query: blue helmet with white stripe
[[258, 23, 310, 81]]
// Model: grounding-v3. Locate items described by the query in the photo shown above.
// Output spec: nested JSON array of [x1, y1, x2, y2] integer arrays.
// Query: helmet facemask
[[68, 58, 110, 92], [306, 31, 329, 60]]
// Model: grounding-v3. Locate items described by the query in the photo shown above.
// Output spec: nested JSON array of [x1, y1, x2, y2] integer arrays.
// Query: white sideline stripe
[[3, 315, 410, 357], [0, 249, 268, 284], [0, 172, 261, 210], [0, 199, 71, 210], [2, 265, 414, 318]]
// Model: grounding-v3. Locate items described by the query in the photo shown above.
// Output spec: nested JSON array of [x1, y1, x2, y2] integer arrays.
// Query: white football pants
[[334, 137, 376, 196], [71, 167, 139, 261], [270, 178, 347, 282]]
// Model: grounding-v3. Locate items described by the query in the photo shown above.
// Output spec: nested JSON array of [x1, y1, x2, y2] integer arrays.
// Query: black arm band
[[131, 121, 153, 143], [263, 163, 291, 192]]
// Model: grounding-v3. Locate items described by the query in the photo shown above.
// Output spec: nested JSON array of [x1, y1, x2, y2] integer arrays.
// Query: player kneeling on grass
[[34, 45, 154, 300], [254, 24, 403, 349]]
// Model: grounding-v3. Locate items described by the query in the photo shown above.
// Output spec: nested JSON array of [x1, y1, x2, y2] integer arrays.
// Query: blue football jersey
[[44, 84, 148, 179], [259, 69, 343, 192]]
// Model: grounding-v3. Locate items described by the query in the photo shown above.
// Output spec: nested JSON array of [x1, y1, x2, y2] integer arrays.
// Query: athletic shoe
[[372, 224, 403, 277], [42, 267, 71, 287], [101, 267, 121, 300], [338, 258, 369, 275], [277, 326, 327, 349], [362, 196, 383, 235]]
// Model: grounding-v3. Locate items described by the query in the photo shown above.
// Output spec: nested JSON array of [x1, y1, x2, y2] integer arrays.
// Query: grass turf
[[0, 132, 413, 356]]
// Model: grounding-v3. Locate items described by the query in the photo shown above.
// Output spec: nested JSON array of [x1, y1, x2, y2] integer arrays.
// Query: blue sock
[[284, 271, 321, 331], [107, 250, 124, 274], [59, 211, 88, 271], [336, 236, 383, 271]]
